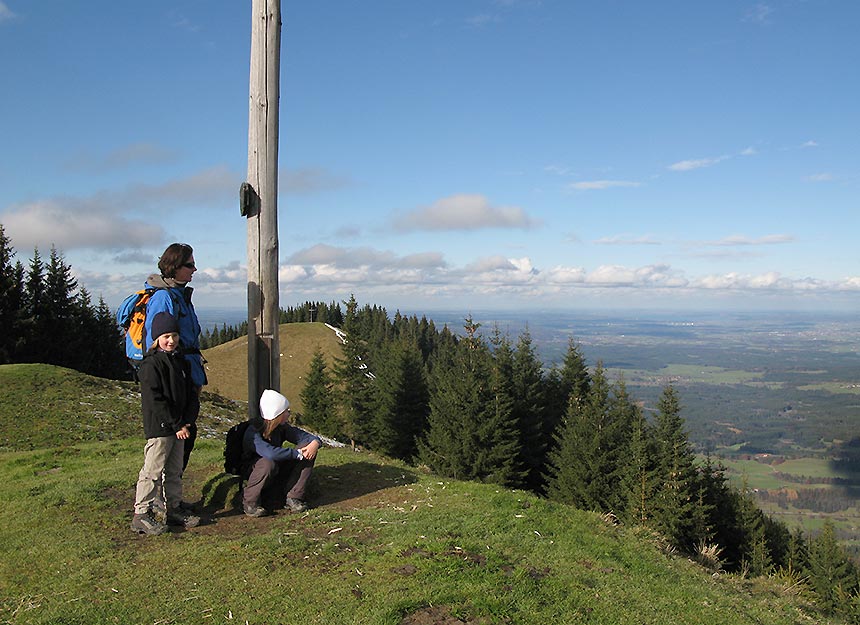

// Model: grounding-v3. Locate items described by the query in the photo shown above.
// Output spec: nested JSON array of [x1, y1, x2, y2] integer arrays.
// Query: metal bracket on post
[[240, 182, 254, 217]]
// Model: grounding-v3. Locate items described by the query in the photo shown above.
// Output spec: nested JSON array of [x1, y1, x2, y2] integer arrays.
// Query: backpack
[[116, 288, 158, 364], [116, 287, 181, 371], [224, 420, 252, 475]]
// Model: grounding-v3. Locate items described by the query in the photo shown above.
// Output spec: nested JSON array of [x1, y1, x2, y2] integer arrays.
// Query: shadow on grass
[[198, 461, 419, 518], [830, 437, 860, 502]]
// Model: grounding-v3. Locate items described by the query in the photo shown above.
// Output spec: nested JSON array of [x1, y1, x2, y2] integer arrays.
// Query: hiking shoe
[[285, 497, 308, 513], [167, 510, 201, 528], [244, 504, 267, 518], [131, 512, 167, 536]]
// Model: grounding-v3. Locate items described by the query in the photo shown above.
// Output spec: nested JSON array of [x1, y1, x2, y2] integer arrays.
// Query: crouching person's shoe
[[243, 503, 267, 518], [167, 509, 201, 529], [285, 497, 308, 513], [131, 512, 167, 536]]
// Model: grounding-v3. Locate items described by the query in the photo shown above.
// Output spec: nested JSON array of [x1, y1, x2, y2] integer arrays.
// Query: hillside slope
[[0, 365, 833, 625], [203, 322, 344, 409]]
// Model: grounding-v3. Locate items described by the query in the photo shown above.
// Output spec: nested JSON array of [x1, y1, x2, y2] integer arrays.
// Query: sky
[[1, 1, 858, 314]]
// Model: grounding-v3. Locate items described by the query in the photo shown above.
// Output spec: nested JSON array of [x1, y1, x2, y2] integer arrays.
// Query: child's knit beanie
[[151, 312, 179, 340]]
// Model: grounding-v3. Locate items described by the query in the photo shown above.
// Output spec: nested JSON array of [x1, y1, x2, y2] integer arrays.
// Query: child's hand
[[176, 425, 190, 440]]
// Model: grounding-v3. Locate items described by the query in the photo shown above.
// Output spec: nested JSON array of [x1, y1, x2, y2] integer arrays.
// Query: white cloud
[[0, 1, 15, 22], [128, 165, 238, 207], [668, 156, 729, 172], [544, 164, 573, 176], [275, 246, 850, 299], [0, 166, 238, 252], [281, 167, 352, 194], [1, 198, 164, 251], [392, 194, 539, 232], [569, 180, 640, 191], [743, 4, 774, 23], [705, 234, 795, 247], [804, 173, 835, 182], [594, 235, 661, 246], [65, 142, 179, 172], [583, 264, 683, 287], [401, 252, 447, 269], [73, 244, 860, 310], [286, 243, 396, 269], [801, 140, 819, 148], [696, 271, 789, 290], [465, 256, 519, 273], [466, 13, 500, 27], [740, 146, 757, 156]]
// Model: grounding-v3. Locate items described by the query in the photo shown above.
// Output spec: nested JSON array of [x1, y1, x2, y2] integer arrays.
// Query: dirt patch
[[391, 564, 419, 575], [399, 605, 501, 625]]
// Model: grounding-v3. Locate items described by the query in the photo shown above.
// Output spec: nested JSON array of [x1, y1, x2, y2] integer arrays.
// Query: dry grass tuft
[[694, 542, 723, 573]]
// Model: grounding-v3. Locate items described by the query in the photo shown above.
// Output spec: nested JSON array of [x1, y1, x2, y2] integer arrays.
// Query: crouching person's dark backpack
[[224, 421, 252, 475]]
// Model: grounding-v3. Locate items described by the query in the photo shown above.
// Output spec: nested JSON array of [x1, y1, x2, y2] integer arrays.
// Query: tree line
[[296, 295, 860, 619], [0, 225, 125, 378]]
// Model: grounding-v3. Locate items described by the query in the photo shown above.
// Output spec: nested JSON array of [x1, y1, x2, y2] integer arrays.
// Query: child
[[241, 390, 321, 517], [131, 312, 201, 535]]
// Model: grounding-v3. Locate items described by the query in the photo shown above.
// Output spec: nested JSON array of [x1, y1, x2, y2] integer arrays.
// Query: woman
[[241, 390, 321, 517], [143, 243, 206, 474]]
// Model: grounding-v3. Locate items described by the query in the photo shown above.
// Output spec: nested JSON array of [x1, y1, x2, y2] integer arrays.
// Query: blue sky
[[1, 1, 858, 313]]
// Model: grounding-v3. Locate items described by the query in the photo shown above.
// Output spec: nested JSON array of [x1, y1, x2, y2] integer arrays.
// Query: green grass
[[607, 364, 784, 390], [203, 322, 344, 409], [0, 364, 246, 452], [0, 364, 839, 624], [717, 456, 855, 485], [0, 440, 830, 625]]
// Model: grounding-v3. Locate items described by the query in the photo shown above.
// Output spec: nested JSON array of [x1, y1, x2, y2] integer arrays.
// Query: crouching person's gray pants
[[242, 455, 314, 509]]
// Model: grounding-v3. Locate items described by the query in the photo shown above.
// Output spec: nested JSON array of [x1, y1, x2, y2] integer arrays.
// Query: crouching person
[[241, 390, 321, 517], [131, 312, 201, 535]]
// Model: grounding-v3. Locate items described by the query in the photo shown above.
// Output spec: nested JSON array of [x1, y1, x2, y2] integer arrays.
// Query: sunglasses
[[182, 262, 196, 269]]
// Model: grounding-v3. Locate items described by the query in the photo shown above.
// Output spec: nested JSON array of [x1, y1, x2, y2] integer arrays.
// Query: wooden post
[[245, 0, 281, 419]]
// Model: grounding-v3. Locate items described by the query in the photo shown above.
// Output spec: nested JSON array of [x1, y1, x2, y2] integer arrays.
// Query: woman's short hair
[[158, 243, 194, 278]]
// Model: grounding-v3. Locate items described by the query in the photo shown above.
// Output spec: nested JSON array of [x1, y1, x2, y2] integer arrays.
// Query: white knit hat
[[259, 389, 290, 421]]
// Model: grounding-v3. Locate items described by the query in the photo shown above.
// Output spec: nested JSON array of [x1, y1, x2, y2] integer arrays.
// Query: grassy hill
[[203, 322, 344, 410], [0, 364, 836, 624]]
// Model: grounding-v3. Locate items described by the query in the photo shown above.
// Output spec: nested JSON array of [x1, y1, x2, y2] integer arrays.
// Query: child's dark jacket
[[138, 348, 199, 438]]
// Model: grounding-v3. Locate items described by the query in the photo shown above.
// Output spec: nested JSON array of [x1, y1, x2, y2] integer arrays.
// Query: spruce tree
[[333, 295, 374, 448], [545, 364, 614, 510], [601, 377, 640, 514], [44, 247, 78, 368], [559, 337, 591, 407], [620, 389, 656, 524], [543, 338, 591, 466], [651, 385, 700, 550], [94, 296, 125, 379], [511, 328, 548, 491], [418, 316, 519, 485], [301, 348, 340, 437], [372, 338, 429, 461], [544, 384, 598, 508], [10, 261, 26, 360], [0, 225, 17, 364], [21, 248, 46, 362], [806, 520, 856, 612]]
